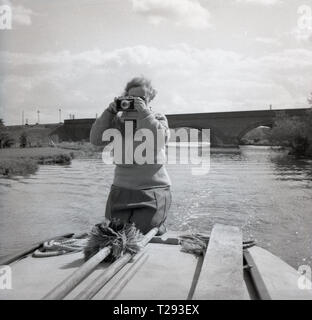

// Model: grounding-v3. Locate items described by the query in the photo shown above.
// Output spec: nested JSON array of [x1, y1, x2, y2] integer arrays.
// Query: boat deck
[[1, 225, 312, 300]]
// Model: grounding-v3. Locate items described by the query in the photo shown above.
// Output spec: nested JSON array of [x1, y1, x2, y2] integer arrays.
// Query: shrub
[[0, 132, 15, 148], [0, 120, 15, 148], [270, 110, 312, 156], [19, 132, 28, 148], [37, 154, 72, 165], [0, 159, 38, 176]]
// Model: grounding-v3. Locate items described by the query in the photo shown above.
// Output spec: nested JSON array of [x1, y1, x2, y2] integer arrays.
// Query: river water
[[0, 146, 312, 268]]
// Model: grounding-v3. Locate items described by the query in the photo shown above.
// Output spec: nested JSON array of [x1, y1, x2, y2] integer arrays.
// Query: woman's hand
[[107, 99, 118, 115], [134, 97, 149, 113]]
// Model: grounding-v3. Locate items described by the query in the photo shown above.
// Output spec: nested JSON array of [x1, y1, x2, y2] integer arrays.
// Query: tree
[[270, 111, 312, 156], [19, 132, 28, 148], [0, 132, 15, 148], [0, 120, 15, 148]]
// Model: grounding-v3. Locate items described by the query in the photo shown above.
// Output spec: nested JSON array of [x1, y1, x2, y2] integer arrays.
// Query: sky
[[0, 0, 312, 125]]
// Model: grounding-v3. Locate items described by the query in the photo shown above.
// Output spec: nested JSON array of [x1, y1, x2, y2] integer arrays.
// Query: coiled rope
[[179, 233, 256, 256], [33, 234, 89, 257]]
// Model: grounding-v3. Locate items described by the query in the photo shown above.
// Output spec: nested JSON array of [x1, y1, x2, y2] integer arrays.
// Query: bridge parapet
[[50, 108, 311, 146]]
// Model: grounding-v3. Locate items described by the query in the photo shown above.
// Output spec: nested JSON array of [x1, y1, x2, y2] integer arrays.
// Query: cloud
[[131, 0, 211, 29], [235, 0, 282, 5], [1, 45, 312, 124], [291, 27, 312, 44], [0, 1, 34, 26], [13, 5, 33, 26], [255, 37, 282, 46], [12, 5, 34, 26]]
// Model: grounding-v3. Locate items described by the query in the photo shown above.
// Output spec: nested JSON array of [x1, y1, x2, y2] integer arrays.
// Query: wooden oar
[[42, 227, 158, 300], [42, 246, 111, 300], [100, 250, 149, 300], [74, 227, 158, 300]]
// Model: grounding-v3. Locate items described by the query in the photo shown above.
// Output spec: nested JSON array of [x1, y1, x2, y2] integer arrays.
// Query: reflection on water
[[0, 146, 312, 268]]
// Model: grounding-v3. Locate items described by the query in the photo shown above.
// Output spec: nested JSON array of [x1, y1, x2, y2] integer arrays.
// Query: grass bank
[[4, 123, 61, 147], [55, 142, 103, 158], [0, 147, 75, 177]]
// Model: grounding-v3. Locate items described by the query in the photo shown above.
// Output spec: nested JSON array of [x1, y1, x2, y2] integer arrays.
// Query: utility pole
[[22, 110, 24, 125], [37, 110, 40, 124], [59, 108, 62, 123]]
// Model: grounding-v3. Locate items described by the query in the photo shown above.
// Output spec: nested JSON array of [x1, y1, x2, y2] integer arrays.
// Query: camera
[[116, 96, 136, 111]]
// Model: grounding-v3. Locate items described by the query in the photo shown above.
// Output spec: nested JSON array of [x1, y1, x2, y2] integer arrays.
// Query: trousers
[[105, 185, 172, 234]]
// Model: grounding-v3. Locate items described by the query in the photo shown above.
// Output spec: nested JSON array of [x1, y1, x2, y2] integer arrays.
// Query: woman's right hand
[[107, 99, 118, 114]]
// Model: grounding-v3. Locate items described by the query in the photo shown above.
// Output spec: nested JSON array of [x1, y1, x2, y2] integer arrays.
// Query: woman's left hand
[[134, 97, 148, 113]]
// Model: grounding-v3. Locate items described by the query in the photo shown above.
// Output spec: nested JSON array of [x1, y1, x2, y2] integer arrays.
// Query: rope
[[179, 233, 256, 256], [32, 219, 144, 260], [33, 235, 89, 258], [33, 231, 256, 258]]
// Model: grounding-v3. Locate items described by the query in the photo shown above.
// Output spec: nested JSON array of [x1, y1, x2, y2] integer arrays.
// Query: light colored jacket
[[90, 108, 171, 190]]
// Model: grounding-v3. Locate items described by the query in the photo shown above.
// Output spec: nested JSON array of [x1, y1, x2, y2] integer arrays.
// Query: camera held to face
[[116, 96, 136, 112]]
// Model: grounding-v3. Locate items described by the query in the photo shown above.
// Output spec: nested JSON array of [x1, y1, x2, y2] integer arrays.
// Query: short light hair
[[123, 76, 157, 101]]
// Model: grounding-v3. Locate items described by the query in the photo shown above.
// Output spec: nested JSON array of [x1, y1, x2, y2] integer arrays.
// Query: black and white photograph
[[1, 0, 312, 307]]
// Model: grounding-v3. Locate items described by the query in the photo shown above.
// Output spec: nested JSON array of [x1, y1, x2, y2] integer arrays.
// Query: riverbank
[[55, 142, 103, 158], [3, 123, 62, 148], [0, 147, 75, 177]]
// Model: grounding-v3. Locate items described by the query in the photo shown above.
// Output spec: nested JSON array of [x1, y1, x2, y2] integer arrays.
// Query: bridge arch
[[237, 120, 274, 142]]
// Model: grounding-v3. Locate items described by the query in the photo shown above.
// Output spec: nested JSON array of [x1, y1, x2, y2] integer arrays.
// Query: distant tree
[[19, 132, 28, 148], [0, 119, 15, 148], [241, 127, 271, 145], [0, 132, 14, 148], [270, 111, 312, 156]]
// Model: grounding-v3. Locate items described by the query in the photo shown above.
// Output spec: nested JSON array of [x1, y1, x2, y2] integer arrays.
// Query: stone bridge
[[51, 108, 310, 147]]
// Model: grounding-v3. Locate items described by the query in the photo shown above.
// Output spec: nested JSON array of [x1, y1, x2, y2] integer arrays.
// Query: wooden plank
[[192, 224, 243, 300], [243, 249, 271, 300], [247, 246, 312, 300]]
